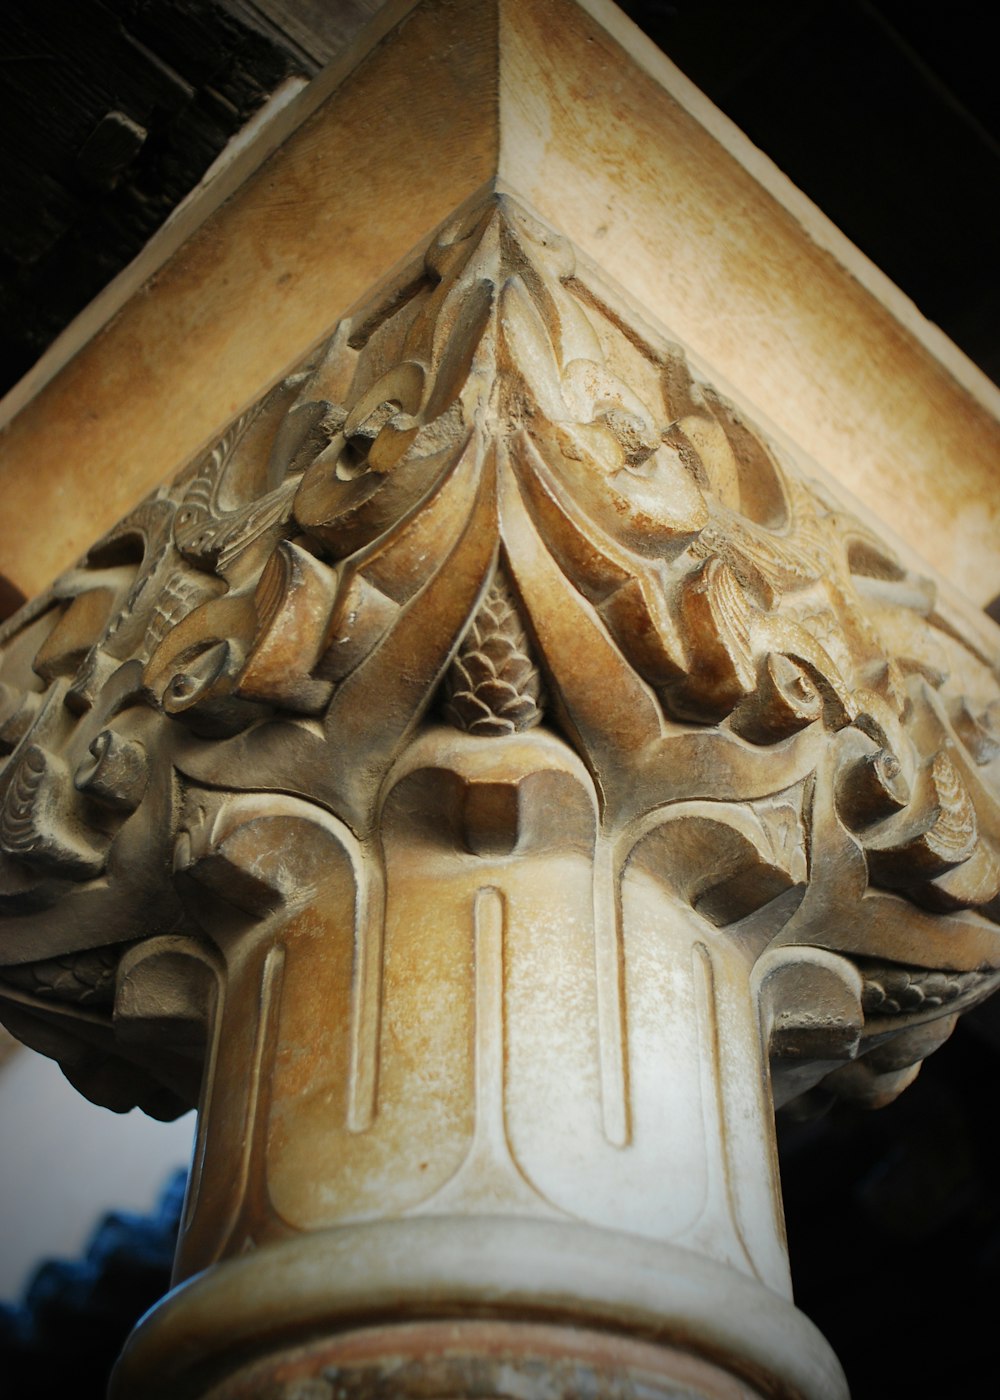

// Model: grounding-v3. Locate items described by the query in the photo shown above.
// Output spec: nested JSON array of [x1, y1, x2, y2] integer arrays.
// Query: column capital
[[3, 187, 998, 1120]]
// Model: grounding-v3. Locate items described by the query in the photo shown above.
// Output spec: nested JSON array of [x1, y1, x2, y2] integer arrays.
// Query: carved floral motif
[[1, 193, 999, 1127]]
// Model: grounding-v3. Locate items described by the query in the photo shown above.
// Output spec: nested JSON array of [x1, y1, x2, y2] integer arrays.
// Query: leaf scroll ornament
[[0, 192, 999, 1118]]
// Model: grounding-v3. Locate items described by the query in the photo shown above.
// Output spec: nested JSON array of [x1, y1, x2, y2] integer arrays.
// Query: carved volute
[[2, 112, 999, 1400]]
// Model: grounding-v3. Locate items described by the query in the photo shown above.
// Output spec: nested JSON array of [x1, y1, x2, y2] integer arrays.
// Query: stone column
[[2, 5, 999, 1398]]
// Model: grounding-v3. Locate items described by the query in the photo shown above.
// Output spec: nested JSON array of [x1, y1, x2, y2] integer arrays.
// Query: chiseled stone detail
[[2, 193, 999, 1399], [443, 568, 546, 736]]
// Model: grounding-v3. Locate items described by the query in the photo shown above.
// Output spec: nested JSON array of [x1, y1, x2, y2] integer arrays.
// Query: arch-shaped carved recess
[[1, 192, 999, 1124]]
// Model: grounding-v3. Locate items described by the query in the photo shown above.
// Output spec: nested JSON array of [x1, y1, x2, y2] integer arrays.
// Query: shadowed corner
[[0, 575, 26, 625]]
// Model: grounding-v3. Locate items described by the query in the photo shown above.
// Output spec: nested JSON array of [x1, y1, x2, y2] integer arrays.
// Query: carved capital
[[4, 193, 997, 1106], [3, 190, 999, 1400]]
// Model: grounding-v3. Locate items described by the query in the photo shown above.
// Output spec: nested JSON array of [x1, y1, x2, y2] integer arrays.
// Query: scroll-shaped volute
[[114, 935, 220, 1055], [836, 736, 913, 831], [144, 592, 264, 738], [145, 540, 393, 726], [328, 364, 423, 476], [160, 640, 263, 738], [267, 397, 349, 481], [233, 540, 339, 713], [625, 803, 805, 930], [74, 729, 148, 813], [864, 750, 980, 887], [315, 567, 399, 684], [666, 561, 859, 733], [669, 558, 757, 722], [1, 742, 111, 880], [730, 653, 825, 744], [233, 535, 403, 708], [753, 946, 864, 1110], [173, 790, 359, 925]]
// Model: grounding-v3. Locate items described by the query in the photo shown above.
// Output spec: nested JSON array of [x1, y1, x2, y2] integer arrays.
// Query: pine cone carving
[[444, 573, 545, 736]]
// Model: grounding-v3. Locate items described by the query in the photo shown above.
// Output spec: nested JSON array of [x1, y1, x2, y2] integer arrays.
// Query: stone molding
[[4, 0, 1000, 609]]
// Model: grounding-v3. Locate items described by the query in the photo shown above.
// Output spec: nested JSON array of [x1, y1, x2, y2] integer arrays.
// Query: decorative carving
[[443, 569, 545, 736], [860, 963, 993, 1017], [2, 194, 999, 1323], [74, 729, 148, 812], [1, 741, 109, 879], [0, 943, 121, 1006]]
